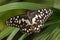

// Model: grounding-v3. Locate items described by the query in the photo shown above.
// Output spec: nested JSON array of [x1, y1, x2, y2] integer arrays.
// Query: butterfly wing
[[6, 14, 33, 33], [27, 8, 53, 32]]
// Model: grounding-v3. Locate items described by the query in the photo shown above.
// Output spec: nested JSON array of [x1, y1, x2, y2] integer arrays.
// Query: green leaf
[[7, 28, 19, 40], [0, 27, 15, 40], [0, 2, 52, 13], [53, 0, 60, 9], [24, 0, 54, 5], [18, 33, 28, 40]]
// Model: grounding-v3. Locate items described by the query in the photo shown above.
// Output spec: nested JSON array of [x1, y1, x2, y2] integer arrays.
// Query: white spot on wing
[[27, 30, 29, 32], [15, 18, 18, 20], [36, 28, 39, 30], [10, 18, 12, 20], [38, 10, 40, 12], [17, 16, 19, 18], [22, 18, 25, 22], [38, 25, 40, 28], [19, 20, 21, 24], [38, 15, 41, 18], [32, 18, 36, 24], [40, 20, 43, 23], [34, 27, 37, 30], [25, 20, 31, 25]]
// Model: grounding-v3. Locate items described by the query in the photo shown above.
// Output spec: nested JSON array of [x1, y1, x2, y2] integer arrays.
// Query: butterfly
[[6, 8, 53, 34]]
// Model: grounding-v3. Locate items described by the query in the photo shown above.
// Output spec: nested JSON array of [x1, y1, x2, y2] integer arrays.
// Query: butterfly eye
[[6, 8, 53, 34]]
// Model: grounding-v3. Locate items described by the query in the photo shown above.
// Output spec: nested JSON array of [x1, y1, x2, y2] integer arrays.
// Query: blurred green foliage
[[0, 0, 60, 40]]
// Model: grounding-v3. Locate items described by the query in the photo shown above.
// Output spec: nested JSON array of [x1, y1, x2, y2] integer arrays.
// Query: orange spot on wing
[[30, 25, 35, 30]]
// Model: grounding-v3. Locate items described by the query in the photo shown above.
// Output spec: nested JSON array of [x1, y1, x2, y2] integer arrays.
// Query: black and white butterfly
[[6, 8, 53, 34]]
